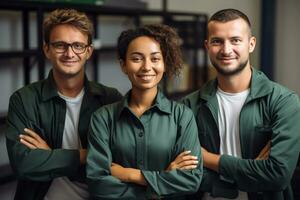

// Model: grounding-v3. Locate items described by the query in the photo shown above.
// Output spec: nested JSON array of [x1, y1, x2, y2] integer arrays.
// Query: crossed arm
[[110, 150, 199, 186], [20, 128, 199, 184], [19, 128, 87, 165], [201, 141, 271, 172]]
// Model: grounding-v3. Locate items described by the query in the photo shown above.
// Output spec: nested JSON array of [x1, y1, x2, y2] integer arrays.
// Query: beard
[[211, 59, 249, 76]]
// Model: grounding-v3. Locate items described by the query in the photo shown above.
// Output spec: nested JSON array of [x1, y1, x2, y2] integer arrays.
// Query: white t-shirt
[[44, 89, 89, 200], [202, 87, 249, 200]]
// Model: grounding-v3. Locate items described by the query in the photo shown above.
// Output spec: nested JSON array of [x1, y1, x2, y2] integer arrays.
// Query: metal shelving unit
[[0, 1, 208, 93]]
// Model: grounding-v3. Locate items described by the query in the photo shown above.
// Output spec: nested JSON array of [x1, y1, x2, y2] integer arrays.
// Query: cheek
[[209, 47, 219, 55]]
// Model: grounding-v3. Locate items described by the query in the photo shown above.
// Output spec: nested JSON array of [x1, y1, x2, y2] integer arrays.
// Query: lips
[[137, 74, 155, 81], [217, 57, 236, 64], [60, 60, 79, 66]]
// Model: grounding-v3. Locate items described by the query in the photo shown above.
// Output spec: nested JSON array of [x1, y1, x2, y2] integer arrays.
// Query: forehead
[[207, 18, 250, 38], [127, 36, 161, 54], [49, 24, 88, 43]]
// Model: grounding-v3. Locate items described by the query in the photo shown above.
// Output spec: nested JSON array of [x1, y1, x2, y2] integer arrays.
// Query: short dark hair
[[117, 24, 183, 77], [209, 8, 252, 35], [43, 9, 94, 45]]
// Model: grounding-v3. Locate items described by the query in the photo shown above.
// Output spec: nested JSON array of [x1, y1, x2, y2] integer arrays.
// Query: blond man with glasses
[[5, 9, 122, 200]]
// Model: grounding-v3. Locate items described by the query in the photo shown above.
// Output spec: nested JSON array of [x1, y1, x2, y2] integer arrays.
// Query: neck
[[217, 65, 252, 93], [53, 70, 85, 98], [129, 87, 158, 117]]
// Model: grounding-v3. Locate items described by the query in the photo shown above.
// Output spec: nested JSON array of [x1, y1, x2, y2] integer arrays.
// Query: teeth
[[139, 75, 154, 80]]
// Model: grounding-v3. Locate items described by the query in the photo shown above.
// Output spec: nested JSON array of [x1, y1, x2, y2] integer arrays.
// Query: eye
[[53, 42, 66, 49], [131, 56, 143, 62], [151, 57, 161, 63], [231, 38, 242, 44], [72, 42, 86, 50], [210, 39, 222, 45]]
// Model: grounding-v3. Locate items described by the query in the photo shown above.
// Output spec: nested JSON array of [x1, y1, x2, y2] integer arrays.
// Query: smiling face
[[205, 18, 256, 76], [43, 24, 93, 78], [121, 36, 165, 92]]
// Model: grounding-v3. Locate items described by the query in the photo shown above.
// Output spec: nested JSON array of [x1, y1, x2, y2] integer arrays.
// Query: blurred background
[[0, 0, 299, 199]]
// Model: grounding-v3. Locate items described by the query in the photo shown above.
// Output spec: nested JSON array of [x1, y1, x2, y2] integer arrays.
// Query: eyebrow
[[130, 52, 162, 56]]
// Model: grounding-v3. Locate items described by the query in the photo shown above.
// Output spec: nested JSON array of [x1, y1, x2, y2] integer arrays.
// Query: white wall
[[275, 0, 300, 96]]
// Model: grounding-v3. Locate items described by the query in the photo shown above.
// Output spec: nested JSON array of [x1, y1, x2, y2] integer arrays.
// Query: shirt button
[[139, 132, 143, 137]]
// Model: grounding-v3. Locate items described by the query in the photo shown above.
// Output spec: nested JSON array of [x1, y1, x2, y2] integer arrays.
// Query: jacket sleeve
[[141, 107, 202, 199], [5, 92, 80, 181], [219, 93, 300, 192], [87, 109, 146, 199]]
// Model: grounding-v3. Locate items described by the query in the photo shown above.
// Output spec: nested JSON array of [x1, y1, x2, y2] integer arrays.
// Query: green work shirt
[[182, 68, 300, 200], [87, 89, 202, 200], [5, 71, 122, 200]]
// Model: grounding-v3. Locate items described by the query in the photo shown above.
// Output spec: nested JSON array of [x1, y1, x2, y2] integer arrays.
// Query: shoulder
[[268, 82, 300, 109], [92, 100, 122, 121], [180, 89, 204, 117], [169, 100, 195, 122], [87, 81, 122, 101], [252, 73, 300, 113], [9, 80, 45, 102], [181, 90, 201, 107]]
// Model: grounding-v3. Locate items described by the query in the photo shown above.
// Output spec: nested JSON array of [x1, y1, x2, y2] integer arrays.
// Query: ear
[[43, 43, 50, 59], [120, 59, 127, 74], [249, 36, 256, 53], [85, 45, 94, 59], [204, 39, 209, 50]]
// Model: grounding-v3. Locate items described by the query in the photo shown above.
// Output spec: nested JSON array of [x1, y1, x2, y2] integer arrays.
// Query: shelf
[[0, 0, 208, 92], [0, 50, 38, 59], [0, 2, 206, 18]]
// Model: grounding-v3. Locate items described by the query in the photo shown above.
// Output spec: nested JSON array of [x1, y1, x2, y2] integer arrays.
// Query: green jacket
[[87, 89, 202, 199], [182, 68, 300, 200], [5, 71, 122, 200]]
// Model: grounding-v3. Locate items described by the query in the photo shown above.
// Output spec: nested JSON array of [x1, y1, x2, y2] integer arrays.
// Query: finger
[[24, 128, 42, 140], [176, 151, 192, 159], [176, 155, 198, 164], [19, 134, 38, 146], [177, 160, 199, 168], [181, 165, 198, 170], [20, 138, 36, 149], [174, 152, 194, 163]]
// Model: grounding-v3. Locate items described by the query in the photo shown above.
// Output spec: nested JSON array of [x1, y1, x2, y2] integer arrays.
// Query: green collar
[[117, 88, 172, 118], [200, 67, 273, 102]]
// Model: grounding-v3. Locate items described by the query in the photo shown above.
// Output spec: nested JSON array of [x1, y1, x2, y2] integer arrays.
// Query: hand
[[19, 128, 50, 150], [256, 141, 271, 160], [111, 163, 147, 186], [79, 149, 87, 165], [166, 150, 198, 172]]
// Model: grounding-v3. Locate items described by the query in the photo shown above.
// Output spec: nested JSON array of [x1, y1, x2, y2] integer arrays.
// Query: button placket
[[135, 120, 145, 169]]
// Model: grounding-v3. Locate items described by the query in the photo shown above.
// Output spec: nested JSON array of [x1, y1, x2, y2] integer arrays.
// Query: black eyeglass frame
[[49, 41, 91, 54]]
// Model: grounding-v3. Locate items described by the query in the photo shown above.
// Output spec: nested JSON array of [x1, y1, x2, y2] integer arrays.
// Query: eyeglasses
[[49, 41, 90, 54]]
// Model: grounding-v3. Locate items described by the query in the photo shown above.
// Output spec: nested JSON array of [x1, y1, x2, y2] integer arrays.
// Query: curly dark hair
[[117, 24, 183, 77], [43, 9, 94, 45]]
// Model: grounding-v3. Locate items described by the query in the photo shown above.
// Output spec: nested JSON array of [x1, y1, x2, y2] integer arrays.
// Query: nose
[[221, 41, 232, 55], [142, 58, 152, 71], [64, 45, 75, 58]]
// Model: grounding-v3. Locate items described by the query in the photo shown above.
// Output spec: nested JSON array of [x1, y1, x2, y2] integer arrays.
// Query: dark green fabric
[[182, 68, 300, 200], [5, 71, 122, 200], [87, 89, 202, 199]]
